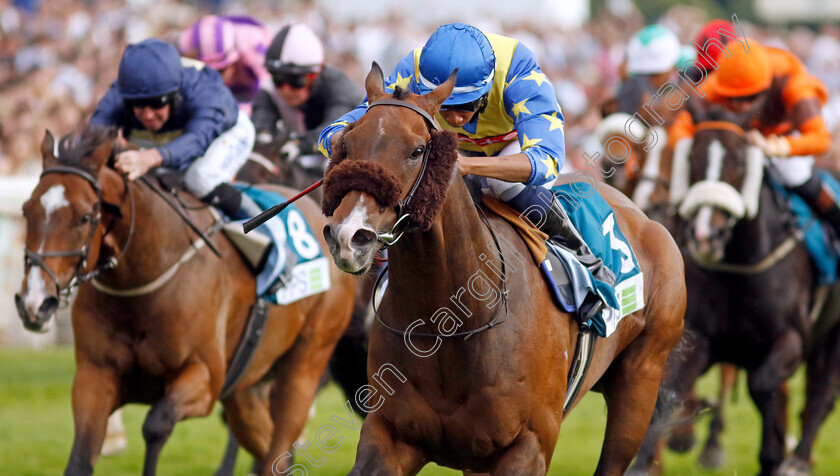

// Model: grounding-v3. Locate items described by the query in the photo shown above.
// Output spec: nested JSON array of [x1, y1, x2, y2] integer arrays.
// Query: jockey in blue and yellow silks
[[319, 22, 608, 283]]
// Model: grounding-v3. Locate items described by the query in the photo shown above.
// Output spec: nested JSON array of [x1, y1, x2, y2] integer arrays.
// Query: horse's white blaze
[[377, 118, 386, 138], [337, 195, 374, 262], [41, 184, 69, 224], [24, 266, 48, 315], [695, 205, 713, 241], [706, 139, 724, 182]]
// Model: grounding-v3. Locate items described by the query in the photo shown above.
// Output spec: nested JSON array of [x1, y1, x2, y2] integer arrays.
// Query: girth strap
[[219, 298, 270, 399]]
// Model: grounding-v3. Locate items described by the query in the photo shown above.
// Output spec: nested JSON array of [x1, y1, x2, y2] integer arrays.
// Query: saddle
[[151, 172, 273, 272], [149, 172, 328, 305]]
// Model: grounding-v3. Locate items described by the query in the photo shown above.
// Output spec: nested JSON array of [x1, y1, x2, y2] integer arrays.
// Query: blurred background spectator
[[1, 0, 840, 177]]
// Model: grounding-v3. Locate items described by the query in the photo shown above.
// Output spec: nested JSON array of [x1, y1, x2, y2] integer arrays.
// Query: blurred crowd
[[2, 0, 840, 176]]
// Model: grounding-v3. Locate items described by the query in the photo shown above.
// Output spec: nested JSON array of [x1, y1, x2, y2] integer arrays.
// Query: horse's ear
[[365, 62, 385, 100], [88, 133, 115, 171], [422, 69, 458, 113], [41, 130, 57, 166]]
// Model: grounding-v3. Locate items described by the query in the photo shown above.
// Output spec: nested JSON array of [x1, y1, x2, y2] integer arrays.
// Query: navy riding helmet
[[118, 38, 183, 107], [417, 23, 496, 107]]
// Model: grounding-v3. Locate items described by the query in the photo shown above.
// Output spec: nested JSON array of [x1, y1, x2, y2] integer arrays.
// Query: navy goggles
[[124, 93, 175, 110], [272, 73, 309, 89], [439, 94, 488, 113]]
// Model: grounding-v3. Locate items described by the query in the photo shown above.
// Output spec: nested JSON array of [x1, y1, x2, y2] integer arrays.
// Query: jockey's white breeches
[[185, 110, 255, 198], [768, 155, 814, 188], [470, 141, 552, 201]]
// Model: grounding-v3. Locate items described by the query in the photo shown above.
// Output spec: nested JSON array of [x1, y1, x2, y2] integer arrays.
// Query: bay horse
[[15, 126, 355, 476], [320, 63, 686, 475], [599, 96, 737, 469], [632, 104, 840, 476]]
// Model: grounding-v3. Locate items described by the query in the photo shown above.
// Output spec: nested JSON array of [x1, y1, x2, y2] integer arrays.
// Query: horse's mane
[[57, 125, 118, 173]]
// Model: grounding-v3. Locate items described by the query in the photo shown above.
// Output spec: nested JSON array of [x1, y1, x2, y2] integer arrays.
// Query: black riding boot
[[791, 175, 840, 238], [540, 194, 616, 286], [505, 186, 616, 322], [202, 183, 246, 219], [204, 183, 276, 273]]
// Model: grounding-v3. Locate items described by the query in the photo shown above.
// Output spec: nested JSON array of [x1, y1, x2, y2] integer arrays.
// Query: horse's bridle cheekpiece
[[364, 98, 441, 247], [23, 165, 134, 301]]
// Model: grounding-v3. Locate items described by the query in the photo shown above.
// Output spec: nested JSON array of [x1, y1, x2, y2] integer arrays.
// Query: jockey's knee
[[771, 155, 815, 188]]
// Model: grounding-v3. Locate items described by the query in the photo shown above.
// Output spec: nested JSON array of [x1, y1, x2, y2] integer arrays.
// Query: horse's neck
[[99, 171, 209, 284], [727, 183, 788, 262], [387, 177, 499, 318]]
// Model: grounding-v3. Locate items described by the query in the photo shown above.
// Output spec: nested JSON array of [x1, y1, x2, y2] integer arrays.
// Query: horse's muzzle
[[323, 224, 378, 275], [15, 292, 58, 332]]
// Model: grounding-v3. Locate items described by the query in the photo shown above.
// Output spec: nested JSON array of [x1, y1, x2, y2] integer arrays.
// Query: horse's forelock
[[392, 85, 411, 101], [56, 125, 117, 172]]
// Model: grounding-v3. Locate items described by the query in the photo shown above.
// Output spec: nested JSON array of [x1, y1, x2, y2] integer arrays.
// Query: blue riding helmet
[[118, 38, 183, 99], [418, 23, 496, 106]]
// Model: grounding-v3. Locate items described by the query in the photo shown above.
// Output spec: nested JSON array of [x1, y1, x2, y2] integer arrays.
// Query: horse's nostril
[[39, 296, 59, 318], [323, 225, 336, 244], [352, 229, 376, 247], [14, 293, 26, 319]]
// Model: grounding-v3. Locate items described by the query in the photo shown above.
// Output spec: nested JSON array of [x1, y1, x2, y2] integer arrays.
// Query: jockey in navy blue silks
[[319, 22, 610, 284], [90, 38, 256, 218]]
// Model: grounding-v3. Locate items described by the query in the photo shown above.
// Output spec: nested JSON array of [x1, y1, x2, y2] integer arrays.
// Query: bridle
[[365, 98, 440, 247], [23, 165, 135, 302], [361, 99, 509, 338]]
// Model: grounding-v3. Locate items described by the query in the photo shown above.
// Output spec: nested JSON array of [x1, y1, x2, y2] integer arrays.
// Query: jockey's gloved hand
[[747, 130, 791, 158]]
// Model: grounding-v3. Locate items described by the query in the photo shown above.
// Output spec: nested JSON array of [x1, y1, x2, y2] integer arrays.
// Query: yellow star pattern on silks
[[505, 74, 518, 88], [521, 133, 542, 150], [318, 137, 328, 157], [512, 98, 531, 118], [541, 112, 565, 132], [524, 70, 549, 87], [387, 72, 412, 91], [542, 155, 558, 179]]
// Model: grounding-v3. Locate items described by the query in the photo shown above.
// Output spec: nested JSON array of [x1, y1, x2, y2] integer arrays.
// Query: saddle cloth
[[769, 170, 840, 285], [233, 184, 331, 304], [483, 183, 645, 338]]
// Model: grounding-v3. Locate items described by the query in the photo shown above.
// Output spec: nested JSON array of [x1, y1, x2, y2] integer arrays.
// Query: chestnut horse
[[320, 64, 685, 475], [15, 126, 355, 476], [632, 105, 840, 476]]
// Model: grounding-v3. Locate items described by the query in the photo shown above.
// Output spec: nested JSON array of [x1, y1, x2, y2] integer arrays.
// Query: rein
[[371, 199, 509, 339], [139, 176, 223, 257], [695, 120, 747, 138], [91, 179, 225, 297], [24, 166, 135, 303], [366, 98, 440, 247], [689, 233, 802, 274]]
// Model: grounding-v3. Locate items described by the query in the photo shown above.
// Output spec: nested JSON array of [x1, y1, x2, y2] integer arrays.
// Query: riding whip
[[243, 180, 323, 234]]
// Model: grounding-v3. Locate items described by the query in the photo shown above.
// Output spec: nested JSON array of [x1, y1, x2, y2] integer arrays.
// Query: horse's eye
[[409, 146, 425, 160], [78, 213, 92, 226]]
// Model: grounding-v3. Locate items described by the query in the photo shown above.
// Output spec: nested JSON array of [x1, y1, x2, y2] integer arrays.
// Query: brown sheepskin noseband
[[322, 127, 459, 232]]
